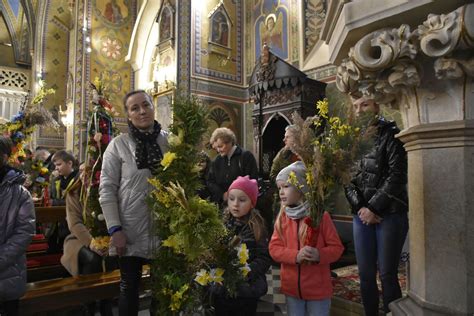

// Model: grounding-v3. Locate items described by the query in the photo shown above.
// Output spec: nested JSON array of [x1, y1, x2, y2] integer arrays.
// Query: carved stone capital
[[416, 4, 474, 57], [336, 3, 474, 103], [336, 24, 420, 106], [417, 4, 474, 79]]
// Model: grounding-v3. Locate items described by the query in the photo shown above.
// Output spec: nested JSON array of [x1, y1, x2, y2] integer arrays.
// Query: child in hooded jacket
[[269, 161, 344, 316], [213, 176, 272, 316]]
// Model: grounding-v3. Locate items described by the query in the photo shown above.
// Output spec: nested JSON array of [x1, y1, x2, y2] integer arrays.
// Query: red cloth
[[269, 211, 344, 300], [26, 254, 62, 268], [27, 243, 48, 252], [32, 234, 46, 241]]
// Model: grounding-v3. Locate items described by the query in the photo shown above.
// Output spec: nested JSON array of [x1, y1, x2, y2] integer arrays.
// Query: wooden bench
[[27, 206, 69, 282], [20, 266, 150, 315], [35, 206, 66, 223]]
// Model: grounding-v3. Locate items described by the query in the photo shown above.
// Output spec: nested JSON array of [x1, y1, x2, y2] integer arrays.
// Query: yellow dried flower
[[236, 243, 249, 265], [287, 171, 298, 186], [169, 284, 189, 311], [306, 172, 314, 186], [240, 264, 251, 277], [316, 99, 329, 118], [210, 268, 225, 284], [90, 236, 110, 252], [161, 152, 177, 170], [194, 269, 211, 286]]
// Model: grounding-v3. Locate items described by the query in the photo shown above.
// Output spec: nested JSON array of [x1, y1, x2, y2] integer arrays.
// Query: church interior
[[0, 0, 473, 315]]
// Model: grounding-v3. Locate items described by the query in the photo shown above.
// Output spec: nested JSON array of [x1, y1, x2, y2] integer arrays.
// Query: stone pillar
[[332, 2, 474, 315], [391, 6, 474, 313]]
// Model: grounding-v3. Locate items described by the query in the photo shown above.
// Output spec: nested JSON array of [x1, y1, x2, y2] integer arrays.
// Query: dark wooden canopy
[[249, 45, 326, 177]]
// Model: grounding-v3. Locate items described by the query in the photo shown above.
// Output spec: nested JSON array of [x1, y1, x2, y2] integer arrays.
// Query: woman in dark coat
[[344, 97, 408, 316], [208, 127, 258, 207]]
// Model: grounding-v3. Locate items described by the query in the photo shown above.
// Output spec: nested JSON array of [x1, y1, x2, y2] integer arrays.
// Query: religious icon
[[159, 7, 172, 42], [210, 12, 230, 47], [104, 0, 123, 24], [260, 13, 283, 51], [94, 0, 130, 27]]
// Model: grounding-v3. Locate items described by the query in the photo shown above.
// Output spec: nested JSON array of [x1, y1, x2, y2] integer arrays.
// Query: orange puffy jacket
[[269, 211, 344, 300]]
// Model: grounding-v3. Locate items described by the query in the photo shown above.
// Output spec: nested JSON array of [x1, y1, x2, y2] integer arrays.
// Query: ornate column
[[334, 3, 474, 315]]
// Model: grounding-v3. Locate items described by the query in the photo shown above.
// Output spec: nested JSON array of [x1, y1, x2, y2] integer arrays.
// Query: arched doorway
[[262, 114, 289, 178]]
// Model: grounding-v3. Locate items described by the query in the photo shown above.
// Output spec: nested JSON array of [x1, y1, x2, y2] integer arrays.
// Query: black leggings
[[118, 256, 149, 316], [78, 247, 118, 316]]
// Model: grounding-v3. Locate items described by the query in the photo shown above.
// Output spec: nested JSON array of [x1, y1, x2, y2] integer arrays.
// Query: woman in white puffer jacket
[[99, 90, 168, 316]]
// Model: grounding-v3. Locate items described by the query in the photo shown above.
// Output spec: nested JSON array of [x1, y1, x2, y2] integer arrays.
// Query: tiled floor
[[256, 265, 287, 315]]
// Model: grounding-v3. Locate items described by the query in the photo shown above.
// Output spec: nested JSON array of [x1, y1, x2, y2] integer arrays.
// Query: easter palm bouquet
[[148, 96, 251, 315], [81, 77, 120, 251], [0, 80, 57, 164], [290, 99, 376, 245]]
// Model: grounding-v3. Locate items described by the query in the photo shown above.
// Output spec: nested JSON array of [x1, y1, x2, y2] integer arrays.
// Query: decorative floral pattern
[[100, 36, 123, 60]]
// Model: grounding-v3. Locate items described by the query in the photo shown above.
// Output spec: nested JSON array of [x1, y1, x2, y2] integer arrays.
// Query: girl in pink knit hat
[[212, 176, 272, 316]]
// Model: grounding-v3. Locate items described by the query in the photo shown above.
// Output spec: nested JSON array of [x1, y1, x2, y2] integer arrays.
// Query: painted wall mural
[[43, 2, 70, 111], [192, 0, 243, 85], [303, 0, 326, 58], [177, 0, 191, 93], [254, 0, 289, 61], [93, 0, 131, 28], [204, 99, 240, 154], [90, 0, 136, 119], [290, 0, 299, 63], [36, 0, 71, 147]]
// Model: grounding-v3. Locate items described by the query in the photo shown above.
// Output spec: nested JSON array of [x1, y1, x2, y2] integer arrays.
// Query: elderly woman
[[269, 124, 300, 181], [99, 90, 169, 316], [0, 136, 35, 316], [208, 127, 258, 207]]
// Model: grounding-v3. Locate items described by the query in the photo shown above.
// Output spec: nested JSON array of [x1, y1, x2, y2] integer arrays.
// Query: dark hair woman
[[99, 90, 169, 316]]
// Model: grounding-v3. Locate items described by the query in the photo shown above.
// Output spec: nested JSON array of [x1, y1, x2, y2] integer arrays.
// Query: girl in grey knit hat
[[270, 161, 344, 316]]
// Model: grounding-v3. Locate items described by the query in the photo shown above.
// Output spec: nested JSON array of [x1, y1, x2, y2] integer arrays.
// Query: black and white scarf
[[128, 120, 163, 174]]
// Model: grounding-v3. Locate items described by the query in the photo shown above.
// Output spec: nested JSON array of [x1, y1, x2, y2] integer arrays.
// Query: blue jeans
[[286, 296, 331, 316], [353, 212, 408, 315]]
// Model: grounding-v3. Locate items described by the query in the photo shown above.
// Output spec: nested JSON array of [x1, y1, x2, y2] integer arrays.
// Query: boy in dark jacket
[[49, 150, 78, 206], [0, 136, 36, 316]]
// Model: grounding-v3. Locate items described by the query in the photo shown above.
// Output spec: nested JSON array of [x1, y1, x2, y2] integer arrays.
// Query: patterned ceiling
[[0, 0, 35, 65], [0, 12, 12, 45]]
